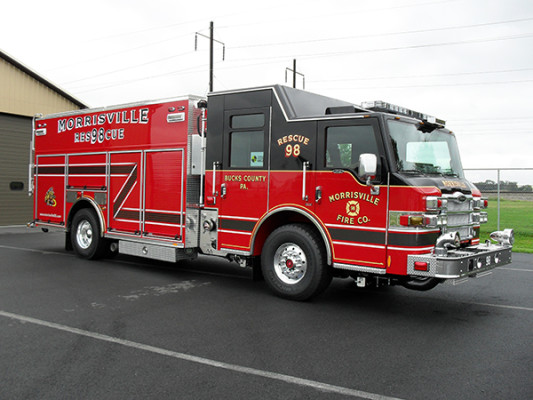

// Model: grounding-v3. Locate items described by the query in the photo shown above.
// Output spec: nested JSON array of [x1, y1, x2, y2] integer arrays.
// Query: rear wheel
[[261, 224, 332, 300], [71, 209, 105, 259]]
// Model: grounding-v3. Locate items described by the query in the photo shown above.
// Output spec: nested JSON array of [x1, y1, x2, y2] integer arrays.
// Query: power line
[[212, 32, 533, 69], [301, 32, 533, 61], [230, 16, 533, 50], [51, 0, 473, 75], [452, 117, 533, 123], [310, 67, 533, 84], [45, 31, 196, 73], [216, 0, 462, 31], [49, 0, 477, 74], [71, 62, 207, 94], [61, 50, 197, 85], [315, 79, 533, 91], [69, 33, 533, 94], [456, 131, 533, 136]]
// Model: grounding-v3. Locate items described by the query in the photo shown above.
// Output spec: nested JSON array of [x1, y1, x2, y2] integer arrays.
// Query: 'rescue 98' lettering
[[277, 134, 311, 157], [285, 144, 301, 157], [74, 128, 124, 144]]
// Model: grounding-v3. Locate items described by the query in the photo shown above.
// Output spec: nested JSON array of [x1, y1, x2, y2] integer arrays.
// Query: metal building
[[0, 50, 87, 226]]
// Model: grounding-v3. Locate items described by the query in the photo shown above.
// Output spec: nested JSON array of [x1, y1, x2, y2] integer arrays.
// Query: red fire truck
[[29, 85, 514, 300]]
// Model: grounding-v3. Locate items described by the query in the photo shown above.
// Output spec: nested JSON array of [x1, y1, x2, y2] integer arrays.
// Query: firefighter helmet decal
[[44, 187, 57, 207]]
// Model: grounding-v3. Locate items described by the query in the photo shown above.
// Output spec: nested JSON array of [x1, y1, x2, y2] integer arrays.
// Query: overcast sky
[[3, 0, 533, 184]]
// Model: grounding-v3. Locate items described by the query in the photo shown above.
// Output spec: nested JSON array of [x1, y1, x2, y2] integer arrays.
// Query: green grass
[[479, 199, 533, 253]]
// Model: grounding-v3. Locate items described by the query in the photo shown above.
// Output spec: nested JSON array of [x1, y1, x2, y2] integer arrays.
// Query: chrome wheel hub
[[273, 242, 307, 284], [76, 220, 93, 250]]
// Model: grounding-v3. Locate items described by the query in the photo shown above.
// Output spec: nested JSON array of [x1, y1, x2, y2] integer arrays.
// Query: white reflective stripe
[[333, 241, 386, 250], [218, 229, 252, 236]]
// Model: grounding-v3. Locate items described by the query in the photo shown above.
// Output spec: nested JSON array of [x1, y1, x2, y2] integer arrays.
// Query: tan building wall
[[0, 51, 87, 226], [0, 56, 83, 117]]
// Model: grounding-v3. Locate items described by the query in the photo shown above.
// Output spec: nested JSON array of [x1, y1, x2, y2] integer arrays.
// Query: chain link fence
[[464, 168, 533, 231]]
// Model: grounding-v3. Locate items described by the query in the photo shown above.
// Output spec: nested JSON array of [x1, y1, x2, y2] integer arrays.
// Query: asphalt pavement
[[0, 226, 532, 400]]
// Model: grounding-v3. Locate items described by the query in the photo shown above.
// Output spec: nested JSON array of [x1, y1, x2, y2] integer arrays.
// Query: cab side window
[[325, 125, 379, 169], [229, 114, 265, 168]]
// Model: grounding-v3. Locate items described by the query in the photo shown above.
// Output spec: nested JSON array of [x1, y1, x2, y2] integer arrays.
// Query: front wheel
[[71, 209, 105, 259], [261, 224, 332, 301]]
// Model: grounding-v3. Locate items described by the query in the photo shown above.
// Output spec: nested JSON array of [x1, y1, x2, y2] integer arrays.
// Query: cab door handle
[[302, 161, 310, 201], [315, 186, 322, 203]]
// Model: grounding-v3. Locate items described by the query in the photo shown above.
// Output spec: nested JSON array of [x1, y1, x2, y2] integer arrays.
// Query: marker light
[[426, 196, 447, 211], [473, 198, 488, 210], [361, 100, 446, 126], [414, 261, 429, 272]]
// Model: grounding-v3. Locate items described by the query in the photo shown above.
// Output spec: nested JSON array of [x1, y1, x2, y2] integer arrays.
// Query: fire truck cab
[[30, 85, 513, 300]]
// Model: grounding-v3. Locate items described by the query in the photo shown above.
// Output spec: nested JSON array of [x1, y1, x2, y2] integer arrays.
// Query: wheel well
[[66, 198, 105, 236], [252, 209, 332, 265]]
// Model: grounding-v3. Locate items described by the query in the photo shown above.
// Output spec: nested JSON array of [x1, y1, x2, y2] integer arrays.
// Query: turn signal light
[[399, 214, 439, 228], [400, 215, 423, 226]]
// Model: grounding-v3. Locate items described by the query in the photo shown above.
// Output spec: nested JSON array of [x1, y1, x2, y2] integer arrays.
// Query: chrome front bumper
[[407, 242, 512, 280]]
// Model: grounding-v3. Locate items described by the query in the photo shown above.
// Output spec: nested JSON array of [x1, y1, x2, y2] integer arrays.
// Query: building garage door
[[0, 113, 32, 225]]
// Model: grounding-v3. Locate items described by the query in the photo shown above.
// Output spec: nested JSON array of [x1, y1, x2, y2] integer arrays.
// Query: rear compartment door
[[109, 152, 142, 234], [35, 155, 66, 225]]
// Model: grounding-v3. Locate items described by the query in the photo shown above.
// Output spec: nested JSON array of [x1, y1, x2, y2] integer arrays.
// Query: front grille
[[443, 193, 474, 241], [448, 213, 471, 227]]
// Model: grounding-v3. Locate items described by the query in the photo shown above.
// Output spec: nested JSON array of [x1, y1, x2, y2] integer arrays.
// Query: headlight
[[490, 229, 514, 246]]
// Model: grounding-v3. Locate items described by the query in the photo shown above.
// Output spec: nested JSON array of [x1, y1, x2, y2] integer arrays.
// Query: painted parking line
[[469, 302, 533, 312], [0, 310, 405, 400], [0, 244, 69, 256], [500, 267, 533, 272]]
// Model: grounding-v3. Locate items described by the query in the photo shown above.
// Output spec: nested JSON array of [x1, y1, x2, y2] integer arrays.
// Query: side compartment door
[[35, 155, 65, 225], [108, 152, 142, 234], [143, 149, 185, 240], [216, 107, 270, 253], [315, 119, 388, 271]]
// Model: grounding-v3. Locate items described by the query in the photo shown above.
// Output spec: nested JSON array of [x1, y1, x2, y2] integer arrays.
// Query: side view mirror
[[359, 153, 377, 182], [358, 153, 379, 195]]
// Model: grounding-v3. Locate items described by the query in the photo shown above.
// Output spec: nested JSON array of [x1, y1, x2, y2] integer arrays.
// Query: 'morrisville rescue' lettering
[[58, 108, 149, 133]]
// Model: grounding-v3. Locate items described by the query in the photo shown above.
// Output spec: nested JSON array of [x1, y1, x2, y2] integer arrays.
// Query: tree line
[[474, 180, 533, 192]]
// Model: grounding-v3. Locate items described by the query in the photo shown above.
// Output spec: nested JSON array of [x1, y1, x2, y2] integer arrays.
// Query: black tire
[[70, 209, 105, 260], [261, 224, 332, 301]]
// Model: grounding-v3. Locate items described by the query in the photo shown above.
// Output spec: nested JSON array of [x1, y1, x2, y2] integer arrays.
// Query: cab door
[[315, 118, 388, 271], [215, 107, 271, 253]]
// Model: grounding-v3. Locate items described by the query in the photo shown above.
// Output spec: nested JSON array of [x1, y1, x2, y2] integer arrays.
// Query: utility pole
[[209, 21, 214, 92], [195, 21, 225, 92], [285, 59, 305, 89]]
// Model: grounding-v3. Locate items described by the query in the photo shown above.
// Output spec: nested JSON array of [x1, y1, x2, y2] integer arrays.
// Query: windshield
[[387, 119, 464, 178]]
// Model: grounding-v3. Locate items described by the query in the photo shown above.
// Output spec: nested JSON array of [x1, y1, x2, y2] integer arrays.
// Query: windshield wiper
[[400, 169, 425, 175]]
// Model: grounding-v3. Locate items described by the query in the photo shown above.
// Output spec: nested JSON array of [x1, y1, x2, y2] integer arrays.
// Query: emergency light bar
[[361, 100, 446, 127]]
